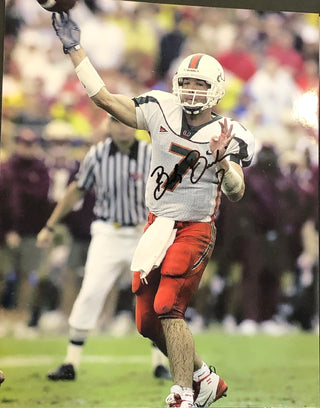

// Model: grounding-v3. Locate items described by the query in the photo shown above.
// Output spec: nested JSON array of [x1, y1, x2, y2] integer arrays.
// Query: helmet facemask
[[172, 53, 226, 115]]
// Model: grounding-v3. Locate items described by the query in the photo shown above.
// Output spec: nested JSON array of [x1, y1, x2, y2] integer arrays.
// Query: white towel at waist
[[131, 216, 177, 283]]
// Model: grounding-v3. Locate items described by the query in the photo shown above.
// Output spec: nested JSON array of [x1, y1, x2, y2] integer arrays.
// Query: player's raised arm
[[52, 12, 137, 128]]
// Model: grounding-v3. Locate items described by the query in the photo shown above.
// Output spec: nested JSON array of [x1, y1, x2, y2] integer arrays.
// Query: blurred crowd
[[0, 0, 318, 337]]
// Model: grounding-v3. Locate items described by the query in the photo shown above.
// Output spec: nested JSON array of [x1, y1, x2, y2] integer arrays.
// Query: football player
[[51, 12, 254, 408]]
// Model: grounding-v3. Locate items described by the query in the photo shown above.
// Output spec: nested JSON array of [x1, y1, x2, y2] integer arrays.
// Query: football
[[36, 0, 77, 12], [0, 370, 5, 386]]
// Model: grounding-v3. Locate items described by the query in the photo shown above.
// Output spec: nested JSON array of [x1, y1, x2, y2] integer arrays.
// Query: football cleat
[[154, 364, 172, 380], [166, 385, 194, 408], [47, 363, 76, 381], [193, 366, 228, 407]]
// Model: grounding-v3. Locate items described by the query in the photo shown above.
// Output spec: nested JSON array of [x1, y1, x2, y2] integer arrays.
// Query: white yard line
[[0, 354, 149, 367]]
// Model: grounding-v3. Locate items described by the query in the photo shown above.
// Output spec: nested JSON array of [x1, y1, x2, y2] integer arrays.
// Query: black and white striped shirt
[[76, 138, 152, 226]]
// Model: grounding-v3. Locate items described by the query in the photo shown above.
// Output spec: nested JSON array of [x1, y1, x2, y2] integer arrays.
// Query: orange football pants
[[132, 212, 216, 342]]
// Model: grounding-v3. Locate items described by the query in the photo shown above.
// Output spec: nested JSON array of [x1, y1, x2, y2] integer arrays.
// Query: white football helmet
[[172, 53, 225, 114]]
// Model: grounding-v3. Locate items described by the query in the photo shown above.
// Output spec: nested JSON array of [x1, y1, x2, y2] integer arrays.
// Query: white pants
[[68, 220, 143, 330]]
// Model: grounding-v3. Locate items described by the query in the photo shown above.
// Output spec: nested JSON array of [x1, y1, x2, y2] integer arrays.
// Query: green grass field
[[0, 329, 319, 408]]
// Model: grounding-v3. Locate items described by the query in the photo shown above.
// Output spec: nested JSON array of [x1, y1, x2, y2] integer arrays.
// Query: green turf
[[0, 329, 319, 407]]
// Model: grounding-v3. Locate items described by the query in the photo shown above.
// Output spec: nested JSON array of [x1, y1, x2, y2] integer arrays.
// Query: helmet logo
[[188, 54, 203, 69], [217, 72, 224, 82]]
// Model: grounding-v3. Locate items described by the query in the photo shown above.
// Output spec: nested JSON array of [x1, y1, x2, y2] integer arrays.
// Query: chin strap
[[183, 105, 203, 115]]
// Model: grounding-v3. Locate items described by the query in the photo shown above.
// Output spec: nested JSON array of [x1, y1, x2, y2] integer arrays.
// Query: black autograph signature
[[151, 149, 229, 200]]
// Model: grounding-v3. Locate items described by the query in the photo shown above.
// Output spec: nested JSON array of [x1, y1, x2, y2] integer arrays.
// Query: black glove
[[52, 12, 81, 54]]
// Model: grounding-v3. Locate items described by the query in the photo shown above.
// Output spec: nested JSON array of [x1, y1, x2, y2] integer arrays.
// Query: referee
[[37, 116, 170, 381]]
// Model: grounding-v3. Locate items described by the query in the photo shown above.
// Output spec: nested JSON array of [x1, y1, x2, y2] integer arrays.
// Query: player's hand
[[36, 227, 54, 248], [52, 12, 81, 54], [209, 118, 235, 161]]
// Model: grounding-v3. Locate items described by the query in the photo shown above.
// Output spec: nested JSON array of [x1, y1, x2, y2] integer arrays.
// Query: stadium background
[[0, 0, 319, 407]]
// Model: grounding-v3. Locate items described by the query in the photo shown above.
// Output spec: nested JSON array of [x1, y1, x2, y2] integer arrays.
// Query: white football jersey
[[134, 90, 255, 222]]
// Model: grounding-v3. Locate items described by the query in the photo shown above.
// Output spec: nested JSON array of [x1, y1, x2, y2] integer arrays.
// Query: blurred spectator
[[212, 145, 300, 331], [216, 36, 257, 82], [194, 8, 237, 55], [265, 27, 304, 79], [61, 166, 95, 316], [12, 87, 51, 132], [83, 0, 102, 14], [0, 123, 14, 307], [290, 218, 318, 331], [43, 120, 80, 207], [27, 120, 90, 327], [45, 121, 96, 317], [155, 10, 186, 81], [2, 56, 25, 124], [72, 3, 126, 72], [215, 71, 245, 115], [245, 56, 301, 126], [278, 150, 313, 270], [49, 91, 93, 138], [9, 0, 52, 27], [113, 4, 158, 61], [11, 28, 62, 96], [241, 146, 287, 323], [295, 58, 319, 92], [0, 119, 16, 162], [109, 4, 159, 89], [279, 145, 319, 330], [5, 0, 25, 38], [0, 127, 50, 312]]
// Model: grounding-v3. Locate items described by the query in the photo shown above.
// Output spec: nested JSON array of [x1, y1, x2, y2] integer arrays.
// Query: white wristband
[[218, 165, 243, 195], [75, 57, 105, 97]]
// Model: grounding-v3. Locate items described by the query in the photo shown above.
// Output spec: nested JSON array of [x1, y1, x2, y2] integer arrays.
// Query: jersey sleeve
[[225, 119, 255, 168], [133, 90, 168, 132], [133, 96, 150, 131]]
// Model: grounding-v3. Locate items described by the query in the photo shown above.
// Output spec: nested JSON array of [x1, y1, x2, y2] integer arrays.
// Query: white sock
[[64, 328, 88, 368], [151, 343, 167, 368], [193, 362, 210, 382], [64, 342, 84, 369]]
